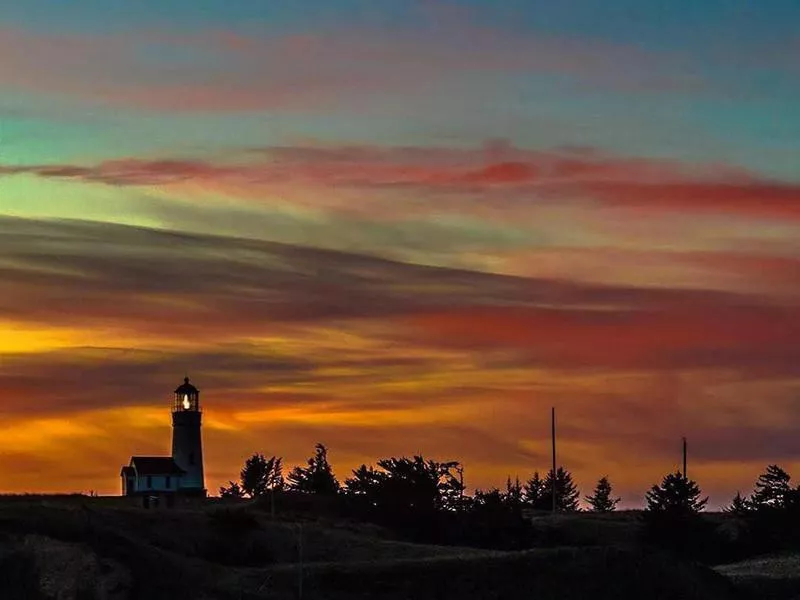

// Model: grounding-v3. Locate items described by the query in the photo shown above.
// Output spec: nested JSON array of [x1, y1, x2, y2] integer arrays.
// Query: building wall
[[132, 474, 180, 493], [172, 410, 205, 491]]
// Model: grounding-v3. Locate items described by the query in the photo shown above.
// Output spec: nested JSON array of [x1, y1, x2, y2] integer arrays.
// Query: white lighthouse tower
[[171, 376, 206, 496]]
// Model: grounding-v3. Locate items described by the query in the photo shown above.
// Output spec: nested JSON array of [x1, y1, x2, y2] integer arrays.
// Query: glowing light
[[183, 394, 191, 410]]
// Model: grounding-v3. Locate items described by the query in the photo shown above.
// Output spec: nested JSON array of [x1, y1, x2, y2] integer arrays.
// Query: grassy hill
[[716, 555, 800, 600], [0, 496, 747, 599]]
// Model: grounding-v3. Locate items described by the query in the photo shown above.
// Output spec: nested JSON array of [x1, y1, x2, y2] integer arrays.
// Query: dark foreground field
[[0, 495, 777, 600]]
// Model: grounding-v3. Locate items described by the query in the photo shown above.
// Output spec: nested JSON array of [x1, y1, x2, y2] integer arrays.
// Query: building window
[[166, 476, 171, 489], [146, 476, 152, 488]]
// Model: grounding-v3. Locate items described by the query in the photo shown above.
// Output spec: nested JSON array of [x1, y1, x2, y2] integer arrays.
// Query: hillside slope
[[0, 497, 744, 600]]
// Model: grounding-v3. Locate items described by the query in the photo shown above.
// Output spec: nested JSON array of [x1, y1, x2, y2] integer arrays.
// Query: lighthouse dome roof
[[175, 376, 199, 395]]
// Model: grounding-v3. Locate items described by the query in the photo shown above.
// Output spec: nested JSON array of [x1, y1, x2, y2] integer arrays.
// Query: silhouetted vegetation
[[287, 443, 340, 495], [218, 480, 245, 498], [14, 444, 800, 597], [219, 453, 284, 499], [524, 471, 548, 509], [339, 455, 466, 543], [724, 491, 750, 517], [463, 484, 532, 549], [751, 464, 792, 510], [586, 476, 621, 512], [641, 471, 718, 562], [245, 453, 285, 497], [164, 447, 800, 569], [724, 465, 800, 557], [645, 472, 708, 516], [344, 455, 464, 513], [522, 468, 580, 512], [545, 467, 581, 512]]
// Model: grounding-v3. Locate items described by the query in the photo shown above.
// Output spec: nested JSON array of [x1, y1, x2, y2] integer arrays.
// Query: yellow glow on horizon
[[0, 320, 229, 354], [0, 417, 105, 451], [0, 323, 92, 353]]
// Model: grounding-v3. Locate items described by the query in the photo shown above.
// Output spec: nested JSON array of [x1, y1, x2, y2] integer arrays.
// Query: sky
[[1, 1, 800, 508]]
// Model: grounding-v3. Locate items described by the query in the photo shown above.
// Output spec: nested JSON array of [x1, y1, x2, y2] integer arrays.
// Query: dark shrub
[[641, 511, 728, 563]]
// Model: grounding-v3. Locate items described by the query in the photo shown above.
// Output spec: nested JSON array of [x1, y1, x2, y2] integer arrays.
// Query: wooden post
[[457, 464, 464, 511], [682, 436, 687, 480], [551, 406, 557, 514]]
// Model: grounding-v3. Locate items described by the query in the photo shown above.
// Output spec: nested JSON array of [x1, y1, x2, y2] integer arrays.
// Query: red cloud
[[405, 302, 800, 373], [2, 143, 798, 222], [572, 181, 800, 220]]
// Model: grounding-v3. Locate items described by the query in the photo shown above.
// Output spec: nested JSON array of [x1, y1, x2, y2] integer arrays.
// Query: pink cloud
[[0, 22, 702, 112], [3, 142, 798, 223]]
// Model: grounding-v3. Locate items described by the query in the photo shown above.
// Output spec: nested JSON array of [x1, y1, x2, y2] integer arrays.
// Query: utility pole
[[551, 406, 557, 514], [457, 464, 465, 511], [682, 436, 688, 480]]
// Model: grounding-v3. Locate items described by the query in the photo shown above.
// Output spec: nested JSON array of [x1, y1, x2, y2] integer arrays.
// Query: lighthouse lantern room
[[174, 376, 200, 412]]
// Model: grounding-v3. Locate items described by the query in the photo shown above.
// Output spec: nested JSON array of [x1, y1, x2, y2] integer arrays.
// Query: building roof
[[120, 466, 135, 477], [175, 376, 199, 395], [130, 456, 186, 475]]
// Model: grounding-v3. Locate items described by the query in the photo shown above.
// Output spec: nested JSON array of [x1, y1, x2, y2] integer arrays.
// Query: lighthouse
[[171, 377, 205, 494], [121, 376, 207, 500]]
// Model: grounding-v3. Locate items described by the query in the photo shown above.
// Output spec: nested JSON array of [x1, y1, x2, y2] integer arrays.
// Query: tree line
[[219, 443, 623, 513], [217, 444, 800, 559]]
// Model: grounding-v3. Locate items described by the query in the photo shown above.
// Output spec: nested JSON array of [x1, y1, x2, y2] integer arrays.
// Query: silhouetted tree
[[505, 476, 523, 510], [219, 481, 245, 498], [344, 456, 462, 512], [381, 456, 463, 512], [585, 476, 621, 512], [544, 467, 580, 512], [344, 464, 384, 495], [751, 465, 792, 510], [723, 491, 751, 517], [645, 472, 707, 515], [523, 471, 549, 510], [440, 461, 467, 511], [240, 454, 284, 498], [784, 487, 800, 512], [287, 443, 340, 495], [736, 481, 800, 557], [643, 472, 716, 563], [468, 486, 533, 550], [473, 488, 505, 509]]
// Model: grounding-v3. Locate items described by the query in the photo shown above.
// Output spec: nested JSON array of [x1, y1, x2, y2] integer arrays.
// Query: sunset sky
[[2, 1, 800, 508]]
